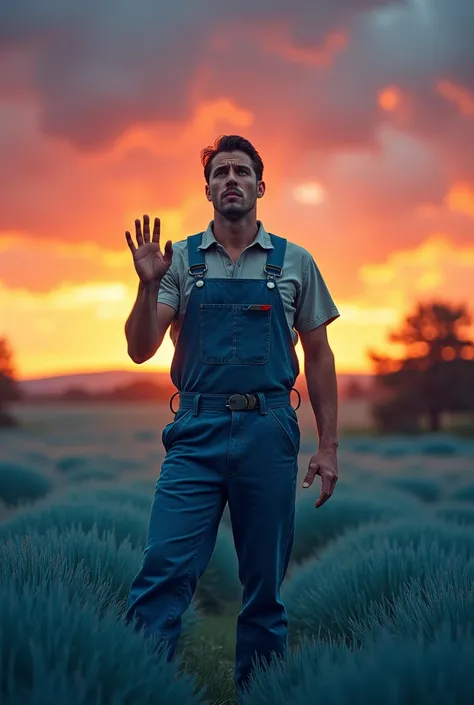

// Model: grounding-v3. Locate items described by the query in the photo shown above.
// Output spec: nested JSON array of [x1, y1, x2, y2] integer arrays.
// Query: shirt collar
[[197, 220, 274, 250]]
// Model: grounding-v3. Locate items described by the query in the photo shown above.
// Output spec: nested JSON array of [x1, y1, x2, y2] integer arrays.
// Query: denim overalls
[[125, 231, 301, 694]]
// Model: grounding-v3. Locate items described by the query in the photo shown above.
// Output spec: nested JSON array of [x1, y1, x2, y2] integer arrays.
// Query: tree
[[368, 301, 474, 433], [0, 336, 23, 427], [344, 377, 367, 400]]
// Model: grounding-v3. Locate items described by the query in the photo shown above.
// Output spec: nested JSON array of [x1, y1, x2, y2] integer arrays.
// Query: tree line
[[368, 301, 474, 433], [1, 300, 473, 433]]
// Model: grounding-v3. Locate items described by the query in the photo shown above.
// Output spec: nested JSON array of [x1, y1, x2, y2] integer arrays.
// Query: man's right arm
[[125, 279, 176, 363]]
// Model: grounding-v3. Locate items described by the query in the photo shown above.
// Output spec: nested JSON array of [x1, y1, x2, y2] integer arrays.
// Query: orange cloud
[[292, 182, 327, 205], [109, 99, 255, 160], [359, 233, 473, 299], [436, 80, 474, 116], [444, 183, 474, 219], [378, 86, 403, 112], [248, 23, 349, 67]]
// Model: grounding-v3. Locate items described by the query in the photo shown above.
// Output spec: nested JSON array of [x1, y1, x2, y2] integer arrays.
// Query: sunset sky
[[0, 0, 473, 380]]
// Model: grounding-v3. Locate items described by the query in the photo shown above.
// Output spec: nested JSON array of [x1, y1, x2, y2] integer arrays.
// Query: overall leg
[[227, 404, 300, 693], [125, 410, 228, 659]]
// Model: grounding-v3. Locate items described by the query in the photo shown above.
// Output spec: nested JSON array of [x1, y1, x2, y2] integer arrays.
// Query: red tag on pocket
[[247, 304, 272, 311]]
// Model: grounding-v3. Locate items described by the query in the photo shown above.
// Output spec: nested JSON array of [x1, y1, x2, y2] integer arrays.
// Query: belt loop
[[193, 393, 202, 416], [256, 392, 267, 415]]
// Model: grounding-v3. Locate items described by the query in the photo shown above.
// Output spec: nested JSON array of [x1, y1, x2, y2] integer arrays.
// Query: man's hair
[[200, 135, 264, 184]]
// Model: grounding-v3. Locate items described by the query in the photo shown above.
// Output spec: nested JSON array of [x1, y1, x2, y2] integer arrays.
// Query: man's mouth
[[223, 192, 241, 198]]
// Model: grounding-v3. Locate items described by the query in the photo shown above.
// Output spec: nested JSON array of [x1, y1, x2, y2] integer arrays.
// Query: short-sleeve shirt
[[158, 219, 340, 347]]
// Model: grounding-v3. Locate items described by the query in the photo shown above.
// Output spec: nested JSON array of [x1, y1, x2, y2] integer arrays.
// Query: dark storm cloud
[[0, 0, 473, 267], [0, 1, 472, 157], [0, 0, 404, 149], [282, 0, 474, 151]]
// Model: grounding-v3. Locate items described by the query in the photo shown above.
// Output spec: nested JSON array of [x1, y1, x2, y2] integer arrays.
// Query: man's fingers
[[320, 473, 333, 496], [302, 465, 318, 488], [316, 492, 330, 509], [303, 451, 338, 506], [125, 231, 136, 253], [315, 474, 338, 508], [163, 240, 173, 262], [152, 217, 161, 244], [135, 219, 144, 246], [143, 214, 150, 243]]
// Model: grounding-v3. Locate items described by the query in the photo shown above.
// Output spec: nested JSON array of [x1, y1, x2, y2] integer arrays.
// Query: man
[[124, 134, 339, 697]]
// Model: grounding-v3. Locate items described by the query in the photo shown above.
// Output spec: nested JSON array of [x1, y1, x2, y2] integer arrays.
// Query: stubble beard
[[214, 194, 256, 222]]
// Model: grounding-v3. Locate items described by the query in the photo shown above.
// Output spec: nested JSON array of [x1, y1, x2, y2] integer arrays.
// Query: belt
[[170, 389, 301, 413]]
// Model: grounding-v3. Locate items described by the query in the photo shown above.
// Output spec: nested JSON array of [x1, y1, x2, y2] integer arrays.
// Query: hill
[[16, 370, 374, 402]]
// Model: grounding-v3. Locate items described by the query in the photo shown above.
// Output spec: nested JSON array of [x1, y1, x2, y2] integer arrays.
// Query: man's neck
[[212, 216, 260, 252]]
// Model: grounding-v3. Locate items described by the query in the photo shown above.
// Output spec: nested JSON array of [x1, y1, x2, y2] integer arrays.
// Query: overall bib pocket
[[200, 303, 272, 365]]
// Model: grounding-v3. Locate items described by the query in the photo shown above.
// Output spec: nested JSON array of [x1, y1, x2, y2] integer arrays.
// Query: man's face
[[205, 150, 265, 221]]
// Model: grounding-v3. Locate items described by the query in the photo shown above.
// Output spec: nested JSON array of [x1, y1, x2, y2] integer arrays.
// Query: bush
[[69, 469, 117, 483], [0, 408, 18, 428], [0, 498, 149, 549], [283, 517, 474, 645], [319, 515, 474, 560], [419, 438, 459, 456], [290, 481, 424, 565], [449, 482, 474, 504], [0, 580, 204, 705], [0, 525, 201, 640], [242, 621, 474, 705], [350, 559, 474, 644], [0, 462, 52, 507], [55, 453, 142, 476], [62, 485, 154, 514], [382, 475, 442, 503], [433, 501, 474, 526]]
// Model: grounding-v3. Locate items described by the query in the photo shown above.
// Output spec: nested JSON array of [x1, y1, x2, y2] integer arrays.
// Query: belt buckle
[[226, 393, 256, 411]]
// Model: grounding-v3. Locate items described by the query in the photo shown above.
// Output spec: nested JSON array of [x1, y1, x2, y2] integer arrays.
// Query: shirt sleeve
[[294, 254, 340, 332], [156, 259, 180, 313]]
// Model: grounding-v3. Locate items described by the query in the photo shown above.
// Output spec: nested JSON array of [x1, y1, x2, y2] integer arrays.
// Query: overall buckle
[[225, 393, 257, 411]]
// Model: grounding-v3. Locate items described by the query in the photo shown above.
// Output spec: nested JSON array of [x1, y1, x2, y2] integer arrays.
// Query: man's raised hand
[[125, 215, 173, 283]]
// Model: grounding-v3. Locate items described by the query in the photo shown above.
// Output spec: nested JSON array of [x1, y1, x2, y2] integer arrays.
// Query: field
[[1, 401, 474, 704]]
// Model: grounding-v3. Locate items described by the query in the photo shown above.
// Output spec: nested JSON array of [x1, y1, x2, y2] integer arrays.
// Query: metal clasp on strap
[[188, 263, 208, 275], [263, 263, 282, 276], [264, 263, 282, 290], [188, 263, 207, 288], [225, 393, 257, 411]]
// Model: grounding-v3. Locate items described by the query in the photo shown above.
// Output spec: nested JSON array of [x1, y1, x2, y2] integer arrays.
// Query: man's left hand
[[302, 447, 338, 508]]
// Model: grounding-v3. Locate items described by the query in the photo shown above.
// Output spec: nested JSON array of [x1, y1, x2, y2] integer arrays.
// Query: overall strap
[[265, 234, 287, 277], [187, 232, 206, 270], [187, 231, 287, 287], [187, 232, 207, 286]]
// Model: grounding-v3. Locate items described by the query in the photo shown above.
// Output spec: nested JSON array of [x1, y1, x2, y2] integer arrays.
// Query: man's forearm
[[304, 350, 338, 450], [125, 279, 161, 363]]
